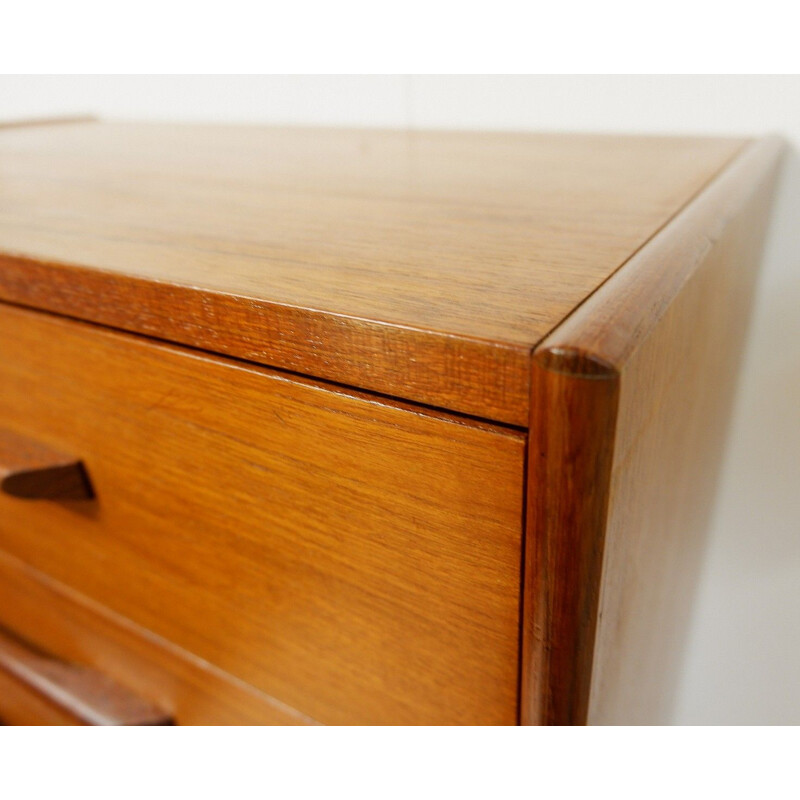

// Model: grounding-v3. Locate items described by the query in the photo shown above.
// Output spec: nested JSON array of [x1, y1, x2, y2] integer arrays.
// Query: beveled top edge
[[533, 135, 785, 378], [0, 123, 749, 423]]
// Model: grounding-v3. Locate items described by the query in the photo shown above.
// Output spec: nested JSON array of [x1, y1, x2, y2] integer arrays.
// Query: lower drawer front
[[0, 549, 311, 725], [0, 304, 525, 725], [0, 664, 82, 726], [0, 620, 171, 726]]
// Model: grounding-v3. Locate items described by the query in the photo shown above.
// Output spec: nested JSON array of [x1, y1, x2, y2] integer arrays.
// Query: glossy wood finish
[[0, 625, 170, 726], [525, 353, 620, 725], [0, 304, 525, 726], [0, 428, 93, 500], [0, 549, 315, 725], [0, 123, 744, 424], [521, 136, 784, 725], [0, 123, 782, 726]]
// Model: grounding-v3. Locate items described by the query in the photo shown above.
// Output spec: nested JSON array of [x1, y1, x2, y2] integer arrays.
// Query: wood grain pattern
[[0, 123, 745, 424], [0, 625, 171, 725], [0, 125, 782, 726], [0, 549, 315, 725], [521, 136, 784, 725], [523, 353, 619, 725], [0, 427, 93, 500], [0, 303, 525, 725]]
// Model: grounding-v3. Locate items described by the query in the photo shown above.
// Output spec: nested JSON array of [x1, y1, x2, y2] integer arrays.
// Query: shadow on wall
[[673, 145, 800, 724]]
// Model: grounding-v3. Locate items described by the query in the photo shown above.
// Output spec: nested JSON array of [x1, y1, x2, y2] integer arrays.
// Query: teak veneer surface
[[0, 303, 524, 725], [0, 549, 314, 725], [0, 123, 782, 726], [0, 122, 745, 424], [521, 136, 784, 725], [0, 624, 170, 726]]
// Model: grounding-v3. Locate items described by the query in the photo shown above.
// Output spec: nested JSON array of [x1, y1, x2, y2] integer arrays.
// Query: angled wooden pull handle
[[0, 627, 172, 726], [0, 428, 93, 500]]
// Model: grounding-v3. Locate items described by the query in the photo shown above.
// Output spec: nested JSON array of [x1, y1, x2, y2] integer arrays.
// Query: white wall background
[[1, 75, 798, 724]]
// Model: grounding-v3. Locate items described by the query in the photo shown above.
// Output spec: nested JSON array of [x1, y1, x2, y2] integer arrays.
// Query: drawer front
[[0, 549, 312, 725], [0, 621, 171, 726], [0, 304, 525, 725], [0, 664, 82, 725]]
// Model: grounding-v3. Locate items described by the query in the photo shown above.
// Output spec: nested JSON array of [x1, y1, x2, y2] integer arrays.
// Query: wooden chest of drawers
[[0, 120, 782, 725]]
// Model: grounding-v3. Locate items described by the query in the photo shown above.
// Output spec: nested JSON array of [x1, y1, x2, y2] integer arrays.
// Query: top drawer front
[[0, 304, 524, 725]]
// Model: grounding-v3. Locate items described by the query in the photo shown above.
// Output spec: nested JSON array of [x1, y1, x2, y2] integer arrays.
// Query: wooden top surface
[[0, 121, 745, 423]]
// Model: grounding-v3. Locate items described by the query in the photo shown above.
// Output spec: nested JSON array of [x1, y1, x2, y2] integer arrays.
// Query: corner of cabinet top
[[0, 120, 771, 424]]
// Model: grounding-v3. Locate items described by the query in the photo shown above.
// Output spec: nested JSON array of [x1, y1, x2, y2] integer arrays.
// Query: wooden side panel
[[586, 162, 780, 724], [0, 305, 524, 725], [522, 137, 784, 725]]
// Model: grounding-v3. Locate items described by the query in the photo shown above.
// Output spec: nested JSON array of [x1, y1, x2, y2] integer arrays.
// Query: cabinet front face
[[0, 304, 526, 725], [0, 123, 780, 727]]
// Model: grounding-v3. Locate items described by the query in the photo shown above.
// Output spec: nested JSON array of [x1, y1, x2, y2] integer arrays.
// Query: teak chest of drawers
[[0, 120, 782, 725]]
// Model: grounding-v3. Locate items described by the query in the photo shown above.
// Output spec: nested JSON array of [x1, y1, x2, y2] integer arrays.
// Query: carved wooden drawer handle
[[0, 627, 172, 725], [0, 428, 93, 500]]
